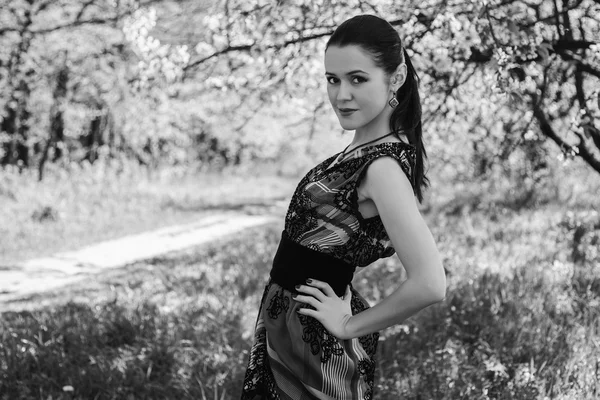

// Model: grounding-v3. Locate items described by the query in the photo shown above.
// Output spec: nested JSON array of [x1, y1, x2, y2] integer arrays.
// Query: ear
[[390, 63, 407, 92]]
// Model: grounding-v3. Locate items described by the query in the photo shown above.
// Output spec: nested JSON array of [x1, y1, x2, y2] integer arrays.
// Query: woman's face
[[324, 45, 391, 131]]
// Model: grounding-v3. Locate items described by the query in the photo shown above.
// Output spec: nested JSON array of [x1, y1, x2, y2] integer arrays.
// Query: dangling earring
[[389, 96, 399, 108]]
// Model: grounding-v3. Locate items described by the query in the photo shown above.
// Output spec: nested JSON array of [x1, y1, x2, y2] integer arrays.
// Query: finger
[[343, 285, 351, 298], [296, 307, 319, 318], [343, 285, 351, 300], [295, 284, 327, 301], [305, 279, 336, 297], [292, 294, 321, 308], [343, 286, 352, 307]]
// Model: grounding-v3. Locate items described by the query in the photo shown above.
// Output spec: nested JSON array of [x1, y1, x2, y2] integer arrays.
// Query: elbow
[[423, 273, 447, 304], [432, 263, 447, 302], [431, 284, 446, 303], [424, 284, 445, 304], [433, 271, 447, 303]]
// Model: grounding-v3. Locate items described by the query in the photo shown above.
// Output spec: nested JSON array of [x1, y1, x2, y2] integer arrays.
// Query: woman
[[241, 14, 446, 400]]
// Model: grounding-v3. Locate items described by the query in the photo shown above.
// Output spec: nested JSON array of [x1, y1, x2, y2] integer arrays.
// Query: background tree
[[0, 0, 187, 172], [173, 0, 600, 180], [1, 0, 598, 191]]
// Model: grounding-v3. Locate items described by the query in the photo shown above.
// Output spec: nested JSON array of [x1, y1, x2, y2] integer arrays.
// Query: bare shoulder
[[362, 155, 416, 206]]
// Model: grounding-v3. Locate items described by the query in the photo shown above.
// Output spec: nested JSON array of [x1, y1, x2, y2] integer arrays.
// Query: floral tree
[[167, 0, 600, 178], [1, 0, 598, 183], [0, 0, 191, 176]]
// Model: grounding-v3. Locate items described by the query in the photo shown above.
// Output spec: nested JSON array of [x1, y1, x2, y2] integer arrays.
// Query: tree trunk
[[1, 3, 34, 168], [38, 54, 70, 181]]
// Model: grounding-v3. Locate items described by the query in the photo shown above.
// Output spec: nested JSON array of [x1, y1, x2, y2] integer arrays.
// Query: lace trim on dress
[[283, 142, 416, 267]]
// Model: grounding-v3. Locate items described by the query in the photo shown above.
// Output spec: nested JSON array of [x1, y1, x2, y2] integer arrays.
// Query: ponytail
[[390, 48, 429, 202]]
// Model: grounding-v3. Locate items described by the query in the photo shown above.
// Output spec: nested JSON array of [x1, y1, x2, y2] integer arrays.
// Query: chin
[[337, 119, 361, 131]]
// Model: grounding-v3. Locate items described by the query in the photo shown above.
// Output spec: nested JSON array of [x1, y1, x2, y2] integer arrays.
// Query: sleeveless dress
[[241, 141, 417, 400]]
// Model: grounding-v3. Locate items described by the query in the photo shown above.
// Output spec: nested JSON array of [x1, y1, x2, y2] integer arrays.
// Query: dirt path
[[0, 211, 279, 307]]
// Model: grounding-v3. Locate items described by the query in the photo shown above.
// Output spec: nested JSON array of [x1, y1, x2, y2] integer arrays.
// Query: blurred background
[[0, 0, 599, 399]]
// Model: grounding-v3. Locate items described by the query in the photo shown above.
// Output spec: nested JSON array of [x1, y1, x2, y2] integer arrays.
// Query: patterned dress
[[241, 141, 416, 400]]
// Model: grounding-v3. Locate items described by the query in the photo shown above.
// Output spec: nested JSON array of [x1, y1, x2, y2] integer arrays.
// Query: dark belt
[[269, 229, 356, 297]]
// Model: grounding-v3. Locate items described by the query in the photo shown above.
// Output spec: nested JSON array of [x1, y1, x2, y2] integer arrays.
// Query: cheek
[[326, 86, 335, 103], [358, 85, 387, 109]]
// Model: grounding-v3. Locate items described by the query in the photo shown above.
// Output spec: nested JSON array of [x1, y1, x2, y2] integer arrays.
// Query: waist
[[269, 230, 356, 297]]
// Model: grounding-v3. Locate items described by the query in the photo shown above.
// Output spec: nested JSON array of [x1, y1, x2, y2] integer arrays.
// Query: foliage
[[1, 0, 599, 186], [0, 0, 206, 176], [179, 0, 600, 176]]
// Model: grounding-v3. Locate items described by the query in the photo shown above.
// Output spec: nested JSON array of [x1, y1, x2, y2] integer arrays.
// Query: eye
[[351, 76, 367, 84], [326, 76, 338, 84]]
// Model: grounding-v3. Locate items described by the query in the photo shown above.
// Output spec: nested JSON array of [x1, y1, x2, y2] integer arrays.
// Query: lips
[[338, 108, 358, 117]]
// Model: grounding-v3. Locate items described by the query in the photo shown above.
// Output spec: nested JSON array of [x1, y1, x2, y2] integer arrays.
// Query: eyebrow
[[324, 69, 369, 76]]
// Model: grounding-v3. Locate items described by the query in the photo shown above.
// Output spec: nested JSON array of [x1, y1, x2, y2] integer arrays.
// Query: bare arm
[[344, 156, 446, 338], [295, 156, 446, 339]]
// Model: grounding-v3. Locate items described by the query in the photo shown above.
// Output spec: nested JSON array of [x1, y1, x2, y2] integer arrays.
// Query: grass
[[1, 197, 599, 399], [1, 155, 599, 399], [0, 159, 296, 266]]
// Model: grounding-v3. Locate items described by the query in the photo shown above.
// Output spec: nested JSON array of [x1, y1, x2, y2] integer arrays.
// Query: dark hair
[[325, 14, 429, 202]]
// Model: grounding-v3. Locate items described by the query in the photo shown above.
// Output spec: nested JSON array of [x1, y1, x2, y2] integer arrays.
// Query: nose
[[337, 81, 352, 101]]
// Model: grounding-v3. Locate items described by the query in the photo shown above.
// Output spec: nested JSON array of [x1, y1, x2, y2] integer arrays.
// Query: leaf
[[582, 123, 599, 140], [537, 43, 552, 63], [509, 92, 523, 103]]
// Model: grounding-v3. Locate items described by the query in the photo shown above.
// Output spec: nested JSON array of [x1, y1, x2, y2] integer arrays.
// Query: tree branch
[[74, 0, 96, 21], [184, 29, 334, 71], [423, 65, 477, 126], [0, 26, 20, 35], [33, 15, 123, 34], [532, 94, 600, 174], [556, 50, 600, 79], [28, 0, 163, 34]]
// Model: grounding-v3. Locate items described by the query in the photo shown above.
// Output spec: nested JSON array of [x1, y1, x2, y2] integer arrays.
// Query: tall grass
[[0, 158, 295, 265], [1, 199, 598, 399], [1, 153, 598, 399]]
